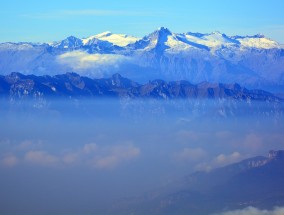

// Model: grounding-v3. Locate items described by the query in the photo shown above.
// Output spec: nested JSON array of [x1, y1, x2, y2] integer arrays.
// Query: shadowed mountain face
[[112, 150, 284, 215], [0, 72, 283, 120], [0, 72, 281, 101]]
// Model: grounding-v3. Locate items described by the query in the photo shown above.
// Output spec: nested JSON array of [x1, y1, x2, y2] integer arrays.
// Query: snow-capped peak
[[211, 31, 223, 35], [83, 31, 139, 47], [53, 36, 83, 49], [95, 31, 112, 38], [233, 35, 280, 49], [182, 31, 239, 49]]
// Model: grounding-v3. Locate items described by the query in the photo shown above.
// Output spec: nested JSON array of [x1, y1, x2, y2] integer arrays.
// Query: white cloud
[[90, 144, 140, 169], [25, 150, 59, 166], [62, 153, 80, 165], [214, 206, 284, 215], [1, 155, 18, 167], [243, 133, 263, 152], [16, 139, 43, 150], [195, 151, 244, 171], [1, 139, 140, 169], [61, 143, 97, 165], [82, 143, 97, 154], [215, 152, 242, 166], [57, 51, 131, 71]]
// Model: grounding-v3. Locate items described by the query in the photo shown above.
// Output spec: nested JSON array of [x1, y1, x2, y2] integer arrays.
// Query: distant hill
[[111, 150, 284, 215], [0, 72, 283, 119], [0, 72, 281, 101]]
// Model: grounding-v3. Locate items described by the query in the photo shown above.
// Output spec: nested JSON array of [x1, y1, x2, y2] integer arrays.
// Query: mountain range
[[111, 150, 284, 215], [1, 27, 284, 92], [0, 72, 282, 119], [0, 72, 281, 101]]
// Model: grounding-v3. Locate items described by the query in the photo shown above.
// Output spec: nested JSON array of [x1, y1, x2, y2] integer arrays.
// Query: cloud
[[243, 133, 263, 152], [90, 144, 140, 169], [175, 147, 207, 162], [25, 150, 59, 166], [62, 153, 80, 165], [195, 151, 244, 171], [82, 143, 97, 154], [214, 152, 242, 166], [57, 51, 131, 71], [16, 139, 43, 150], [62, 143, 97, 165], [214, 206, 284, 215], [1, 140, 140, 169], [1, 155, 18, 167]]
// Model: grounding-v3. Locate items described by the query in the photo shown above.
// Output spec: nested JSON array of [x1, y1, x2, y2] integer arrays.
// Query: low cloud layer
[[90, 144, 140, 169], [57, 51, 131, 73], [195, 151, 244, 171], [1, 154, 18, 167], [215, 206, 284, 215], [1, 140, 140, 169], [214, 152, 242, 166], [25, 150, 59, 166]]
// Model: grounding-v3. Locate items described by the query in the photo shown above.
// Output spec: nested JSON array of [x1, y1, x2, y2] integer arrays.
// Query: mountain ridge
[[0, 72, 282, 102], [110, 150, 284, 215], [0, 27, 284, 92]]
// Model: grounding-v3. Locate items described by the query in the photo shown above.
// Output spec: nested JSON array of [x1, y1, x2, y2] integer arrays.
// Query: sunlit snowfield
[[0, 99, 284, 215]]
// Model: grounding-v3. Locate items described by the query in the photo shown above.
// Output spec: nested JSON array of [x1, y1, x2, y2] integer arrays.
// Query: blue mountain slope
[[0, 28, 283, 91]]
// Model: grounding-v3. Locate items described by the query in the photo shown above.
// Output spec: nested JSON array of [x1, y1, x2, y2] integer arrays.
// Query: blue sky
[[1, 0, 284, 43]]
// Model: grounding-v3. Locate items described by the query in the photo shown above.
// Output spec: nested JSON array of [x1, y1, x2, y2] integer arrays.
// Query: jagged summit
[[51, 27, 280, 51], [0, 72, 282, 103], [53, 36, 83, 49], [156, 27, 172, 34], [0, 27, 283, 91], [233, 33, 266, 39]]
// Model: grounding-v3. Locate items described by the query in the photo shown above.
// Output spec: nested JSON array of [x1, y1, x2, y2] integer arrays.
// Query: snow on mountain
[[233, 34, 280, 49], [183, 31, 239, 49], [81, 37, 114, 52], [133, 27, 174, 51], [0, 27, 283, 91], [83, 31, 139, 47], [131, 27, 200, 53], [0, 42, 40, 50], [134, 28, 280, 52], [130, 28, 281, 54], [53, 36, 83, 49]]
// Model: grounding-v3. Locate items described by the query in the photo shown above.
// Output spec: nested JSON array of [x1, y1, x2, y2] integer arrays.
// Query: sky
[[0, 0, 284, 43]]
